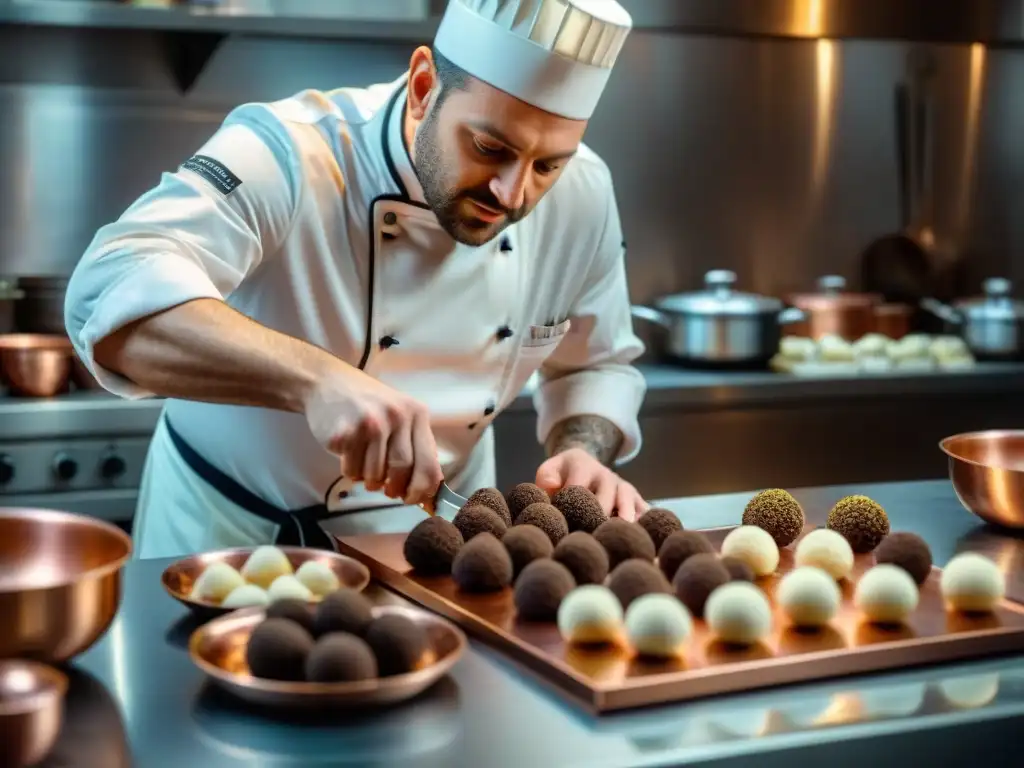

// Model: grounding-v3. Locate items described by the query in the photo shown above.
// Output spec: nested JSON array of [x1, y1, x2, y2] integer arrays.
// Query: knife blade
[[331, 474, 466, 517]]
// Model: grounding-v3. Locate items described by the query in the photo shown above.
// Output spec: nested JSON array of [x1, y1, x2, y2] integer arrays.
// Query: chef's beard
[[413, 105, 526, 246]]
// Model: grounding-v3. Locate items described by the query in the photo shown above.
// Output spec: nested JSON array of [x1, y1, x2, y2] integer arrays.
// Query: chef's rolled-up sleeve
[[64, 107, 301, 398], [532, 170, 647, 466]]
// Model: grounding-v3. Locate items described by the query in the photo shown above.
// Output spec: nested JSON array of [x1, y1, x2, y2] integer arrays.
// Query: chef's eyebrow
[[467, 121, 578, 163]]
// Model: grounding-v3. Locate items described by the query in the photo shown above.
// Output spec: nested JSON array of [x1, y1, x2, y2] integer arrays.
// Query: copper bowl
[[0, 508, 132, 662], [0, 660, 67, 767], [940, 431, 1024, 529], [0, 334, 73, 397]]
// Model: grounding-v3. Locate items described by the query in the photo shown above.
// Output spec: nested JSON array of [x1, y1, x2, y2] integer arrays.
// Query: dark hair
[[432, 48, 473, 107]]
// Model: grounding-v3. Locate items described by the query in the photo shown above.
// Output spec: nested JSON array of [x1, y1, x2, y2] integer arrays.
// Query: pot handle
[[630, 305, 672, 330], [777, 307, 806, 326], [920, 297, 962, 325]]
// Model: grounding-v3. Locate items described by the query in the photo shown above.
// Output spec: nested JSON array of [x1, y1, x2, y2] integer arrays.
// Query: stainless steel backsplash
[[0, 29, 1019, 302]]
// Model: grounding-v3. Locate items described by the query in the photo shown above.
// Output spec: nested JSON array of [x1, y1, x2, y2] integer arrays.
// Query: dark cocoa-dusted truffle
[[516, 502, 569, 546], [827, 495, 890, 554], [466, 487, 512, 526], [453, 504, 507, 542], [552, 485, 606, 534], [672, 553, 730, 618], [507, 482, 549, 521], [637, 508, 684, 551], [313, 588, 374, 638], [875, 531, 933, 585], [514, 559, 576, 621], [743, 489, 805, 547], [452, 532, 513, 592], [594, 518, 656, 569], [246, 617, 314, 681], [265, 598, 316, 636], [364, 614, 430, 677], [404, 516, 464, 575], [553, 531, 610, 585], [305, 632, 378, 682], [721, 555, 756, 583], [608, 558, 671, 609], [503, 524, 553, 578], [658, 530, 715, 582]]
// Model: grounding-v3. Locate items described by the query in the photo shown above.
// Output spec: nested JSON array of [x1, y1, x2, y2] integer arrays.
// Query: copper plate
[[188, 604, 466, 708], [162, 546, 371, 620], [336, 526, 1024, 713]]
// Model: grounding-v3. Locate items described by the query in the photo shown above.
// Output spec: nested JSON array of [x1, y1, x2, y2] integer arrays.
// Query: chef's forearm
[[92, 298, 338, 413], [544, 414, 624, 466]]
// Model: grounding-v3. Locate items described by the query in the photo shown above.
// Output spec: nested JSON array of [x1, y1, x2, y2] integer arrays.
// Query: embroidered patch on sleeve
[[180, 154, 243, 195]]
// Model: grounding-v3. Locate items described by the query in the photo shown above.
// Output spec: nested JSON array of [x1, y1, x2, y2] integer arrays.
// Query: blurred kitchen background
[[2, 0, 1024, 531]]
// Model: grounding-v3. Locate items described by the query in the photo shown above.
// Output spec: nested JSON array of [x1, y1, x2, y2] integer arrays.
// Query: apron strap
[[162, 415, 338, 552]]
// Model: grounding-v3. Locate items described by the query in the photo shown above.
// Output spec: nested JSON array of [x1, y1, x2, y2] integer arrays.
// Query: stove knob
[[100, 452, 126, 480], [0, 454, 13, 485], [53, 453, 78, 482]]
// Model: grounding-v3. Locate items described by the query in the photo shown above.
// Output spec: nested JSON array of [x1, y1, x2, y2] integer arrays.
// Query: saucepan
[[921, 277, 1024, 360], [631, 270, 805, 367], [0, 334, 74, 397], [940, 430, 1024, 531]]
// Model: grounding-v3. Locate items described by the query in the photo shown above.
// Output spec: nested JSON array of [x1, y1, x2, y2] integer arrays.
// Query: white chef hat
[[433, 0, 632, 120]]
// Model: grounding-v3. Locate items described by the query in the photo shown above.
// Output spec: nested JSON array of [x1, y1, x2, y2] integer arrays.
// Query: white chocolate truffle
[[189, 561, 245, 603], [854, 333, 889, 357], [557, 585, 624, 645], [795, 529, 854, 580], [819, 334, 855, 362], [777, 566, 841, 627], [940, 553, 1005, 612], [240, 545, 293, 589], [780, 336, 817, 362], [295, 560, 341, 597], [267, 574, 313, 603], [705, 582, 772, 645], [721, 526, 780, 577], [854, 564, 919, 624], [221, 583, 270, 608], [625, 594, 693, 657]]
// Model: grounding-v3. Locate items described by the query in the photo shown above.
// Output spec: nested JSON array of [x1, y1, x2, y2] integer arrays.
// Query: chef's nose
[[490, 164, 528, 211]]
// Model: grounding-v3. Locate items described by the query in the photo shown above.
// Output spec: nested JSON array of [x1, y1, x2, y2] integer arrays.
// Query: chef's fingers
[[360, 412, 390, 492], [384, 421, 414, 500], [563, 464, 592, 490], [615, 483, 646, 522], [406, 408, 442, 505], [340, 429, 369, 483], [594, 477, 617, 515]]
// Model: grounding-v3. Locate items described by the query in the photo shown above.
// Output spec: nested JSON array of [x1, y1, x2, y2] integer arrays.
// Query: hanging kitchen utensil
[[921, 277, 1024, 360], [786, 275, 881, 342], [630, 269, 804, 368]]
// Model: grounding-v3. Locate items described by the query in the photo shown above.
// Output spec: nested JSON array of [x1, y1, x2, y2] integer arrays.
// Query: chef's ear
[[407, 45, 439, 121]]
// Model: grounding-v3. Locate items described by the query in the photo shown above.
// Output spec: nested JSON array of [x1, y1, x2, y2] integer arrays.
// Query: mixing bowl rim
[[0, 659, 68, 716], [0, 334, 74, 352], [0, 507, 132, 593], [939, 430, 1024, 469]]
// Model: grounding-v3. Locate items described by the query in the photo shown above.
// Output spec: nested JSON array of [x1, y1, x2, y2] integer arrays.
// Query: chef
[[64, 0, 648, 559]]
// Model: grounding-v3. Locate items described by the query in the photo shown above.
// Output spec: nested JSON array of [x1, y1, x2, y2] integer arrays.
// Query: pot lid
[[956, 277, 1024, 320], [655, 270, 784, 316]]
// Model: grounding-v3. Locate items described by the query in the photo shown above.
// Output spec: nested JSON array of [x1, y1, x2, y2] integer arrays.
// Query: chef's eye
[[535, 160, 560, 176], [473, 138, 504, 157]]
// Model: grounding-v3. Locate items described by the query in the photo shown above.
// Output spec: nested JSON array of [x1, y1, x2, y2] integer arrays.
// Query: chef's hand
[[303, 367, 443, 505], [535, 448, 649, 521]]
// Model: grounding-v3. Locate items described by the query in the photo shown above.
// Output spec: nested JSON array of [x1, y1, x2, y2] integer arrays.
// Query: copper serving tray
[[336, 526, 1024, 713]]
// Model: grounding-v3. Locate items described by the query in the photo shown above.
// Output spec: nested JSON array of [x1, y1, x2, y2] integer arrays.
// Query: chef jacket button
[[383, 211, 397, 225], [379, 335, 399, 350], [338, 490, 349, 499], [496, 325, 513, 341], [500, 236, 513, 252], [484, 403, 495, 416], [621, 240, 627, 249]]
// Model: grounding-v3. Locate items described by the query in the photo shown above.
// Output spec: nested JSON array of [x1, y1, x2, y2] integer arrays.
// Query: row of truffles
[[245, 589, 432, 683], [189, 546, 343, 608]]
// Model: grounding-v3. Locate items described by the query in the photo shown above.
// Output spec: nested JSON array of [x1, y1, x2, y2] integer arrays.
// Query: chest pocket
[[498, 318, 572, 407]]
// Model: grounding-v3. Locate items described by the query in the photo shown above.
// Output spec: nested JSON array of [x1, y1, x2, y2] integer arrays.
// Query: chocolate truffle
[[453, 505, 507, 542], [313, 588, 374, 638], [452, 532, 513, 592], [552, 485, 606, 534], [466, 487, 512, 526], [514, 559, 576, 621], [404, 516, 464, 575], [507, 482, 549, 520], [594, 518, 656, 569], [875, 532, 933, 586], [657, 530, 714, 581], [742, 489, 805, 547], [637, 508, 684, 552], [553, 531, 610, 585], [246, 617, 314, 681], [364, 614, 430, 676], [516, 502, 569, 546], [503, 524, 553, 578], [266, 598, 316, 636], [672, 553, 731, 618], [608, 559, 672, 610], [827, 495, 890, 554], [305, 632, 378, 683], [721, 556, 755, 583]]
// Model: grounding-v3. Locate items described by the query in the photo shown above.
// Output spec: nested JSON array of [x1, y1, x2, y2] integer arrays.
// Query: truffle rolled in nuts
[[466, 487, 512, 526], [742, 489, 805, 547], [506, 483, 549, 521], [453, 505, 507, 542], [827, 495, 890, 554], [552, 485, 606, 534], [516, 503, 569, 546]]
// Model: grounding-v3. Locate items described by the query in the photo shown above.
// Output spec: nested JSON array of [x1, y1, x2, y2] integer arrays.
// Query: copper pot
[[0, 660, 66, 767], [873, 303, 914, 340], [786, 276, 882, 341], [0, 334, 73, 397]]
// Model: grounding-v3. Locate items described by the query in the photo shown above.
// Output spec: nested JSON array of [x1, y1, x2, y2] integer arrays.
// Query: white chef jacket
[[65, 74, 647, 559]]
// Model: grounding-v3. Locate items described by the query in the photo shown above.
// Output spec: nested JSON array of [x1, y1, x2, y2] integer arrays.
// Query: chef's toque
[[433, 0, 632, 120]]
